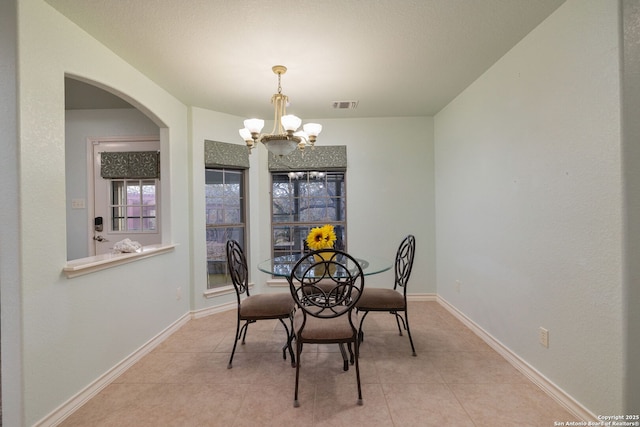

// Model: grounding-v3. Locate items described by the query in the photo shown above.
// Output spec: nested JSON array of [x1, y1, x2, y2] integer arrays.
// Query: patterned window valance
[[101, 151, 160, 179], [204, 140, 250, 169], [268, 145, 347, 171]]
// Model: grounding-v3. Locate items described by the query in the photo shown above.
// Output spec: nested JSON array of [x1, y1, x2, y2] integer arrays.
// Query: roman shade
[[268, 145, 347, 171], [205, 140, 250, 169], [100, 151, 160, 179]]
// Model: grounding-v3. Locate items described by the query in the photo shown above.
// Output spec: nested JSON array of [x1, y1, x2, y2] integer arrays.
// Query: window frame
[[205, 167, 248, 289], [109, 178, 159, 234], [270, 170, 347, 263]]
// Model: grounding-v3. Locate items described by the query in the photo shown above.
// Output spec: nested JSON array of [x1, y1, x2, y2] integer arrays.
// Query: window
[[205, 168, 246, 289], [110, 179, 157, 232], [271, 171, 346, 259]]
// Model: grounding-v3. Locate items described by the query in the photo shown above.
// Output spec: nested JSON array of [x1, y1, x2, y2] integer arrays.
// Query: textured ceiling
[[50, 0, 565, 118]]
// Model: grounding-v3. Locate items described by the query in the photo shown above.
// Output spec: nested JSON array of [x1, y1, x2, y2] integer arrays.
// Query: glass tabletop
[[258, 253, 392, 278]]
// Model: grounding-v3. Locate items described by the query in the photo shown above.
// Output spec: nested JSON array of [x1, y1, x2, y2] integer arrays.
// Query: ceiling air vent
[[332, 101, 359, 110]]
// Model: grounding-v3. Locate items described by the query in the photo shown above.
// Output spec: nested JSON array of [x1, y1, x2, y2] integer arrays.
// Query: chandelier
[[239, 65, 322, 156]]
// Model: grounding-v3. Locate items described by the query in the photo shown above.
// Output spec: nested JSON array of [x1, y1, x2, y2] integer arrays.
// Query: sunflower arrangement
[[306, 224, 337, 251]]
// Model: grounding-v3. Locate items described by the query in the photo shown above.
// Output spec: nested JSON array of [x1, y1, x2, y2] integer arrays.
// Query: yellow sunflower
[[321, 224, 337, 246], [306, 224, 337, 250]]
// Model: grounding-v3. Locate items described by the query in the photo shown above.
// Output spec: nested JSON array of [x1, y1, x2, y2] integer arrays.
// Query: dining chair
[[287, 249, 365, 407], [226, 240, 296, 369], [356, 234, 417, 356]]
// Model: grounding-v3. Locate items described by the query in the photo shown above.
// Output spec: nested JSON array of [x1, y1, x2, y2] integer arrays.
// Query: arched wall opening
[[64, 76, 170, 260]]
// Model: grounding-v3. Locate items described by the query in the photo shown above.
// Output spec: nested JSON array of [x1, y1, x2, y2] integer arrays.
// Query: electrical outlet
[[455, 280, 461, 293], [176, 287, 182, 301], [539, 327, 549, 348]]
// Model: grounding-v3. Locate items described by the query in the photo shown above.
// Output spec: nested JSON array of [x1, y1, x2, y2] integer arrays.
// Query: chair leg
[[227, 317, 243, 369], [278, 319, 287, 360], [294, 340, 302, 407], [241, 320, 252, 344], [357, 311, 370, 344], [278, 318, 296, 367], [403, 311, 417, 357], [392, 311, 404, 336], [289, 315, 296, 367], [339, 343, 349, 371], [354, 339, 363, 406]]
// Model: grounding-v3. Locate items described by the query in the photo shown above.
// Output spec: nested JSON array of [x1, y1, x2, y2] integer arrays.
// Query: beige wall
[[622, 0, 640, 415], [14, 1, 190, 424], [0, 0, 22, 425], [435, 0, 623, 415]]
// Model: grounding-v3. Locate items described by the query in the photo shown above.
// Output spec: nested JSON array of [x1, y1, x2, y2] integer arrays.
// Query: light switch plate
[[71, 199, 86, 209]]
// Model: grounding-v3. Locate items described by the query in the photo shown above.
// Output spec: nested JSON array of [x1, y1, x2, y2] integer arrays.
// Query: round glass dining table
[[258, 253, 392, 278]]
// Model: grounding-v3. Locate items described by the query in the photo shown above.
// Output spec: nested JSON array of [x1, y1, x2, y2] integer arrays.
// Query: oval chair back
[[394, 234, 416, 293]]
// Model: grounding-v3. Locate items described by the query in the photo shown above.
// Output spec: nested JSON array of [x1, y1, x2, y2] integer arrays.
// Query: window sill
[[63, 244, 177, 278], [203, 283, 253, 298], [265, 278, 288, 288], [203, 284, 234, 298]]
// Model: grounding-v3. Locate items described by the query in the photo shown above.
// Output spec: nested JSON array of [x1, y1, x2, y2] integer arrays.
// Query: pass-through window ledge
[[63, 244, 177, 278]]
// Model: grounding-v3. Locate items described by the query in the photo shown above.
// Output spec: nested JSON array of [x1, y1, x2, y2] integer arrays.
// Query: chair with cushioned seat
[[287, 249, 365, 407], [356, 235, 417, 356], [226, 240, 296, 369]]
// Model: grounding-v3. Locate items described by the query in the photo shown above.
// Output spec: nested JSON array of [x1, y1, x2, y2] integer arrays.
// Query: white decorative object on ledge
[[112, 238, 143, 254]]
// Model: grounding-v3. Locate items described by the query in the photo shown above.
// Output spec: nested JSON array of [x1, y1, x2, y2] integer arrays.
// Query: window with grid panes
[[110, 179, 158, 232], [205, 168, 246, 289], [271, 171, 346, 262]]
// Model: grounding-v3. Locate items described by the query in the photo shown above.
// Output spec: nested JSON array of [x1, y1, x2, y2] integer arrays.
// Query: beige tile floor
[[61, 301, 581, 426]]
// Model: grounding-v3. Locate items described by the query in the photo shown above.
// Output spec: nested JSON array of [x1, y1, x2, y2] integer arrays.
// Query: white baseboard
[[35, 312, 191, 427], [407, 293, 438, 301], [191, 300, 236, 319], [437, 296, 598, 422]]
